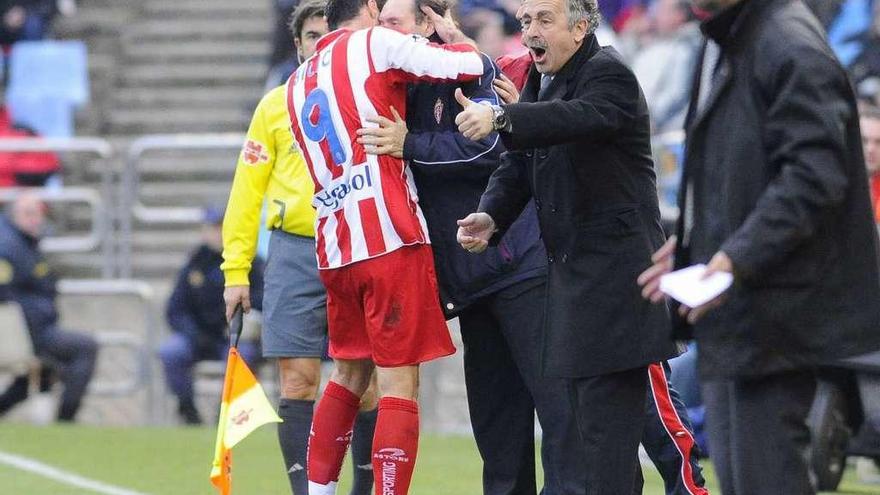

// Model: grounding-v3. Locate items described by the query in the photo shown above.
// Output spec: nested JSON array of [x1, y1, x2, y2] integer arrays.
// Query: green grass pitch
[[0, 423, 878, 494]]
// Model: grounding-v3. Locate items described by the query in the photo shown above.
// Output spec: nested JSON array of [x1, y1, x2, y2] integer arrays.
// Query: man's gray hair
[[566, 0, 600, 33]]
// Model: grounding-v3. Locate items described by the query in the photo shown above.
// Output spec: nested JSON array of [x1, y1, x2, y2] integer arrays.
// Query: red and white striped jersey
[[286, 27, 485, 269]]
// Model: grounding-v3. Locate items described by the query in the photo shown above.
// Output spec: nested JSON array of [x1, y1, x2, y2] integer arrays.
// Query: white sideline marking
[[0, 449, 149, 495]]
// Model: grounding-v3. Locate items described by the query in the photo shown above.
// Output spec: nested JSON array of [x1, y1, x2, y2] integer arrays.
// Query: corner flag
[[210, 308, 282, 494]]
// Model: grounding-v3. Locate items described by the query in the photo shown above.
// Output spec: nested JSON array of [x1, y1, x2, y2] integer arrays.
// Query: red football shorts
[[318, 244, 455, 367]]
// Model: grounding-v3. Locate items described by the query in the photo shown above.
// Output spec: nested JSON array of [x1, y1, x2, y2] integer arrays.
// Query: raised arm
[[500, 63, 641, 150], [369, 26, 484, 84]]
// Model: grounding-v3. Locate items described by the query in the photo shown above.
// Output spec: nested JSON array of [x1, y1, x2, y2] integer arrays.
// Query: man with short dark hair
[[0, 191, 98, 422], [455, 0, 679, 491], [224, 2, 378, 492], [164, 207, 263, 425], [290, 0, 329, 64], [638, 0, 880, 493]]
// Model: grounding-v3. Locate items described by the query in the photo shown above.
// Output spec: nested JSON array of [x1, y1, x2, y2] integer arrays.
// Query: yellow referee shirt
[[221, 84, 316, 287]]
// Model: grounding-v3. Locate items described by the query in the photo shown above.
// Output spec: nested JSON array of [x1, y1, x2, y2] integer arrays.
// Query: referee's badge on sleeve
[[242, 139, 270, 166]]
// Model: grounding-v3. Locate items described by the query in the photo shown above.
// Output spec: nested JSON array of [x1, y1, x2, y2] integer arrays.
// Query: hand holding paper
[[657, 251, 735, 324], [659, 264, 733, 308]]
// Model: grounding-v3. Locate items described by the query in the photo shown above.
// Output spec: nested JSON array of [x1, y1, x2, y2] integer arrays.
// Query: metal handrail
[[0, 187, 104, 253], [0, 137, 116, 277], [120, 133, 244, 277], [0, 137, 113, 156], [57, 278, 161, 425]]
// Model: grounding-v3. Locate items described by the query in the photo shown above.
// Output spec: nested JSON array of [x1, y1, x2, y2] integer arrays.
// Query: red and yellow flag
[[210, 348, 282, 495]]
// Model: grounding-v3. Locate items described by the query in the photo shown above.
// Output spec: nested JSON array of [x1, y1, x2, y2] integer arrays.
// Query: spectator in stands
[[0, 107, 61, 187], [862, 105, 880, 223], [265, 0, 302, 92], [460, 9, 509, 59], [630, 0, 700, 133], [457, 0, 522, 48], [159, 207, 264, 425], [0, 0, 58, 45], [826, 0, 873, 68], [270, 0, 298, 68], [848, 4, 880, 100], [0, 191, 98, 422]]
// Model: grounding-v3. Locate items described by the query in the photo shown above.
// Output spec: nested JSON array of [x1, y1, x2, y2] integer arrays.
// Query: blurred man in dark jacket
[[0, 191, 97, 422], [638, 0, 880, 493], [159, 207, 264, 424]]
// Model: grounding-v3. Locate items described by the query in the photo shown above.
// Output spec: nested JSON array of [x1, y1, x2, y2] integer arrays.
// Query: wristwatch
[[491, 105, 512, 132]]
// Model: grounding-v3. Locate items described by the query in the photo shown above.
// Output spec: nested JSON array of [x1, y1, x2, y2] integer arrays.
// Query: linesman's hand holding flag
[[210, 305, 282, 495]]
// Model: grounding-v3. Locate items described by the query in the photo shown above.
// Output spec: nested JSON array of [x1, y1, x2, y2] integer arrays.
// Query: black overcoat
[[675, 0, 880, 378], [479, 35, 678, 378]]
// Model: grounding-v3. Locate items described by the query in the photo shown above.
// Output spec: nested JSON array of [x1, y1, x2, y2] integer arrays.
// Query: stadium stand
[[0, 0, 277, 425]]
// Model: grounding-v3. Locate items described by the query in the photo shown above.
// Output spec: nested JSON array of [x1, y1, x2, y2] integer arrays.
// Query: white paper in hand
[[659, 264, 733, 308]]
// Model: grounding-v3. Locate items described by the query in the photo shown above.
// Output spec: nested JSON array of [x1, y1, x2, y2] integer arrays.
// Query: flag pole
[[229, 304, 243, 349], [212, 305, 243, 495]]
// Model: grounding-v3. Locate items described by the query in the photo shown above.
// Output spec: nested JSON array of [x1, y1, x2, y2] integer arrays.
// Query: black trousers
[[459, 278, 586, 495], [0, 327, 98, 421], [701, 370, 817, 495], [567, 366, 649, 495]]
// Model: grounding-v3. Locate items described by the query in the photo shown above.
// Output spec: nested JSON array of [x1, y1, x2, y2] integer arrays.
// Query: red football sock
[[308, 381, 361, 485], [372, 397, 420, 495]]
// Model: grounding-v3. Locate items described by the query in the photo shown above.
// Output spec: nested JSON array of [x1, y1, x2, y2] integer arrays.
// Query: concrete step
[[125, 19, 270, 43], [49, 250, 191, 280], [47, 252, 109, 279], [119, 62, 266, 87], [128, 251, 189, 278], [112, 86, 264, 110], [123, 40, 270, 64], [137, 165, 237, 183], [53, 8, 136, 36], [131, 229, 201, 251], [144, 1, 271, 19], [104, 108, 251, 134], [80, 0, 142, 7], [139, 181, 233, 207], [136, 154, 239, 179]]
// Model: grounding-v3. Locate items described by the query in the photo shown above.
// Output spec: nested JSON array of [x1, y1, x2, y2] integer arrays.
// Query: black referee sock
[[349, 407, 378, 495], [277, 398, 314, 495]]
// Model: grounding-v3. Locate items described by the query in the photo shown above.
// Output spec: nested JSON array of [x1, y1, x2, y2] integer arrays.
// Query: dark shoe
[[178, 400, 203, 425]]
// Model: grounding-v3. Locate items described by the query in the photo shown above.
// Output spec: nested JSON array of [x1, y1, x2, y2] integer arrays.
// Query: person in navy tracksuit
[[359, 8, 709, 490], [0, 192, 98, 422], [159, 207, 264, 424]]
